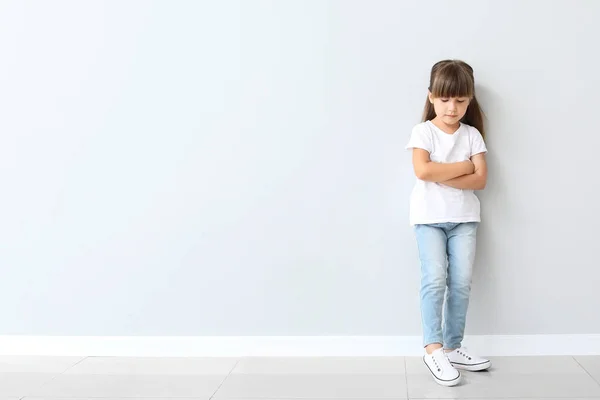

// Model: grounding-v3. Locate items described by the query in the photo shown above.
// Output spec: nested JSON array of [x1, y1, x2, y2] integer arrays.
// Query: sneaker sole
[[451, 360, 492, 371], [423, 357, 462, 387]]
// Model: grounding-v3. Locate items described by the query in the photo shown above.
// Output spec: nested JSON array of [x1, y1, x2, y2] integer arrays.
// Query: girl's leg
[[443, 222, 478, 350], [414, 224, 448, 351]]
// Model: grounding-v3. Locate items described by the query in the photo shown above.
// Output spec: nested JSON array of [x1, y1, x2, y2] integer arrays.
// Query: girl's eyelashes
[[440, 99, 466, 103]]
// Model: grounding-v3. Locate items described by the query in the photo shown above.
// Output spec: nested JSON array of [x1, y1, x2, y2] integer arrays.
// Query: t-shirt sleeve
[[405, 124, 432, 153], [470, 127, 487, 156]]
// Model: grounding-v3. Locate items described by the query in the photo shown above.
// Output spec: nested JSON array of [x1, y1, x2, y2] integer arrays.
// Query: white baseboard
[[1, 335, 599, 357]]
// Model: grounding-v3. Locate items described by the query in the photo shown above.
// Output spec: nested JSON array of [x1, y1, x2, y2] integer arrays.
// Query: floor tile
[[26, 374, 225, 397], [0, 356, 84, 373], [64, 356, 238, 375], [409, 398, 600, 400], [576, 355, 600, 383], [213, 373, 407, 398], [22, 398, 209, 400], [407, 371, 600, 398], [406, 355, 588, 375], [0, 373, 58, 397], [233, 357, 405, 374]]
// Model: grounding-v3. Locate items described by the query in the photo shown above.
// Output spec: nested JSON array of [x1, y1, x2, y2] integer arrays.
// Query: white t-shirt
[[405, 120, 487, 226]]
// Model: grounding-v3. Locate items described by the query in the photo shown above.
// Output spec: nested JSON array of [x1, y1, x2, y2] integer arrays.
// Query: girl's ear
[[428, 91, 434, 104]]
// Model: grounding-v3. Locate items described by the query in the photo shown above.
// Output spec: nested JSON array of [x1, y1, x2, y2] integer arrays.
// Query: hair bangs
[[430, 64, 474, 99]]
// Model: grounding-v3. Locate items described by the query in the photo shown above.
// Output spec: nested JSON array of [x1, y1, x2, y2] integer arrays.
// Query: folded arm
[[441, 153, 487, 190], [411, 148, 475, 182]]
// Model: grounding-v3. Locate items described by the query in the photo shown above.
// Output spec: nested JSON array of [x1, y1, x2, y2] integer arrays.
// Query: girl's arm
[[441, 153, 487, 190], [412, 148, 474, 182]]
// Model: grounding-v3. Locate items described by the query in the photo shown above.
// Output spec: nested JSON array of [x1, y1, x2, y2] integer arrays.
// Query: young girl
[[406, 59, 491, 387]]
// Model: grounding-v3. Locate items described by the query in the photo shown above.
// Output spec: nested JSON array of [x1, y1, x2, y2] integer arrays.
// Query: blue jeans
[[414, 222, 478, 349]]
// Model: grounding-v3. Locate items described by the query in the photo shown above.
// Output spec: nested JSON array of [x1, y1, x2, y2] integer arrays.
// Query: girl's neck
[[430, 118, 461, 135]]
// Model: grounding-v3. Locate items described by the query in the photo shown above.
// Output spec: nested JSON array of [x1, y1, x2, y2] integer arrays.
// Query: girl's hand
[[441, 154, 487, 190], [412, 149, 477, 182], [461, 160, 475, 175]]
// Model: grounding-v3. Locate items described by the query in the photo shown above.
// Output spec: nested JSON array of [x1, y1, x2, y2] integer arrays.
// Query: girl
[[406, 59, 491, 387]]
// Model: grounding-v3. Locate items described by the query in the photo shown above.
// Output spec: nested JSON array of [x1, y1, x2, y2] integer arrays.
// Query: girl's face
[[429, 92, 471, 126]]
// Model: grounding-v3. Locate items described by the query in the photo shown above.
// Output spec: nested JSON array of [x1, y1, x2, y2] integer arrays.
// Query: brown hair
[[421, 59, 485, 138]]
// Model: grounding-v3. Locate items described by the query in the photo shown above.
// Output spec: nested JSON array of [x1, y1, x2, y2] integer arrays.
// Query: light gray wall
[[1, 0, 598, 336]]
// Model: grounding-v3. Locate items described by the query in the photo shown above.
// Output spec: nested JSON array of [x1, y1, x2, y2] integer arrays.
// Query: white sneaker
[[423, 348, 461, 386], [446, 347, 491, 371]]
